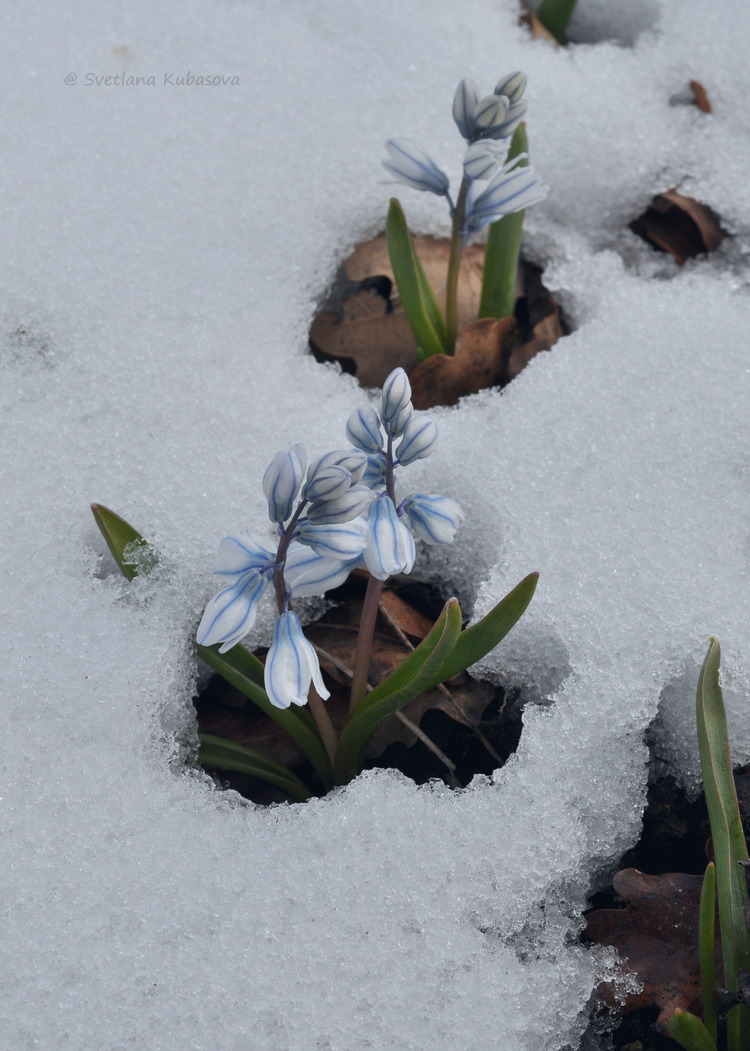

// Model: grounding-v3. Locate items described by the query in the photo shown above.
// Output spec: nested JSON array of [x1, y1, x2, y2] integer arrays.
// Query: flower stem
[[445, 176, 470, 353], [307, 687, 338, 769], [349, 574, 386, 713]]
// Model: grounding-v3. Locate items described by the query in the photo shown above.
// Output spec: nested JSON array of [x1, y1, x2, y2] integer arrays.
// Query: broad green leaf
[[479, 124, 527, 322], [668, 1010, 718, 1051], [334, 598, 463, 783], [198, 733, 311, 802], [696, 638, 750, 1050], [535, 0, 579, 43], [698, 862, 717, 1045], [91, 504, 155, 580], [386, 198, 449, 358], [423, 572, 538, 688], [197, 643, 333, 788]]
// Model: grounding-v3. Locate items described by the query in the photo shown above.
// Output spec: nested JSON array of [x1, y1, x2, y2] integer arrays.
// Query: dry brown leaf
[[689, 80, 712, 114], [585, 868, 708, 1033], [410, 316, 517, 409], [630, 188, 725, 264]]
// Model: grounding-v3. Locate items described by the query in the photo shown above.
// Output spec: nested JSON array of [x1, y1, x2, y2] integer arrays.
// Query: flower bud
[[381, 368, 412, 432], [262, 443, 307, 524], [346, 407, 384, 453], [473, 94, 508, 133], [297, 518, 368, 559], [494, 71, 527, 105], [304, 465, 352, 503], [307, 486, 372, 524], [396, 417, 438, 465], [453, 77, 480, 140]]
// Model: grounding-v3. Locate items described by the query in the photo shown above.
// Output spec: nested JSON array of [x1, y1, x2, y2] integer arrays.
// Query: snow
[[2, 0, 750, 1048]]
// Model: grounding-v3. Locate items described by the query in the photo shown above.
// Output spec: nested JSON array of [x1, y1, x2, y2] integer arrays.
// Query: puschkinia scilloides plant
[[669, 639, 750, 1051], [382, 72, 548, 356], [92, 368, 538, 800]]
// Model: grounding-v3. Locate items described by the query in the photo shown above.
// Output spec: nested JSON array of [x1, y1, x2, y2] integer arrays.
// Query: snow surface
[[2, 0, 750, 1048]]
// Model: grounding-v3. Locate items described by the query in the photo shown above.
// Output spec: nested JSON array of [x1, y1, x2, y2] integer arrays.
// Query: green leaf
[[197, 642, 334, 788], [423, 572, 538, 688], [698, 862, 717, 1045], [386, 198, 449, 358], [334, 598, 463, 783], [696, 638, 750, 1050], [668, 1010, 718, 1051], [91, 504, 155, 580], [535, 0, 579, 43], [479, 124, 528, 321], [198, 733, 312, 802]]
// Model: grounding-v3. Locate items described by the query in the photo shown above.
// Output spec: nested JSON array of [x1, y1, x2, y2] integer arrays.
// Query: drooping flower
[[264, 611, 329, 709], [400, 494, 464, 545], [197, 566, 271, 654], [465, 157, 548, 233], [364, 493, 416, 580], [382, 139, 450, 196]]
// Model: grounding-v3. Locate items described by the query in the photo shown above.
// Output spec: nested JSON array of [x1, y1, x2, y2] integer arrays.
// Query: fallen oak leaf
[[410, 316, 517, 409], [585, 868, 710, 1033], [630, 189, 725, 265]]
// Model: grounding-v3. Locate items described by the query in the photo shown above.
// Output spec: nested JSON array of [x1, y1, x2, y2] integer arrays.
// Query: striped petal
[[213, 532, 276, 579], [196, 570, 268, 653], [382, 139, 450, 196], [296, 518, 368, 559], [401, 494, 463, 545], [453, 77, 480, 141], [264, 611, 329, 709], [466, 160, 547, 233], [284, 543, 358, 597], [262, 444, 307, 524], [364, 494, 416, 580]]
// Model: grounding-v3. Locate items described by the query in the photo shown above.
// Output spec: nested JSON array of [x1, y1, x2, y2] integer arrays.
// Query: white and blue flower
[[400, 494, 464, 545], [396, 416, 439, 465], [264, 611, 329, 709], [382, 139, 450, 197], [466, 157, 547, 233], [364, 493, 416, 580]]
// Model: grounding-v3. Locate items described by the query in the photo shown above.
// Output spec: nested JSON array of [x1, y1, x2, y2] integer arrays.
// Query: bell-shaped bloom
[[401, 494, 464, 545], [396, 416, 439, 465], [453, 77, 481, 141], [346, 407, 384, 453], [479, 99, 528, 141], [304, 465, 352, 504], [308, 449, 367, 487], [262, 444, 307, 524], [197, 569, 270, 654], [264, 611, 330, 709], [307, 485, 372, 525], [381, 368, 413, 434], [382, 139, 450, 196], [463, 140, 508, 182], [494, 70, 527, 105], [296, 517, 368, 560], [466, 158, 547, 233], [284, 543, 359, 598], [364, 494, 416, 580]]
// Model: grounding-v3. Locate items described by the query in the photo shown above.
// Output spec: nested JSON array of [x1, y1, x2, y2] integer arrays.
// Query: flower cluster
[[382, 71, 547, 236], [197, 368, 462, 710]]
